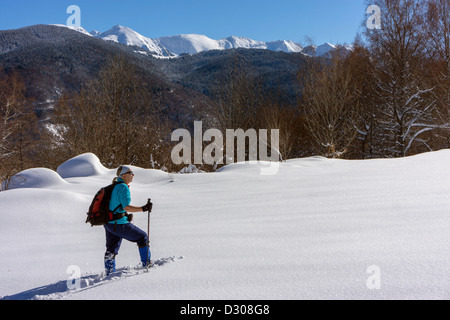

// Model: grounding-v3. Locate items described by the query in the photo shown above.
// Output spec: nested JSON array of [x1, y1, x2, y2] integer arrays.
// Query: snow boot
[[138, 245, 153, 268], [104, 253, 116, 276]]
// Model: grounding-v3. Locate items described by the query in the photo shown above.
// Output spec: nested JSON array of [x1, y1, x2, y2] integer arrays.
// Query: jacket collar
[[117, 178, 130, 188]]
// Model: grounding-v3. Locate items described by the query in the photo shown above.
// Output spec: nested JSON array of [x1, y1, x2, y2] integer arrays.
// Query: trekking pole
[[146, 198, 151, 272]]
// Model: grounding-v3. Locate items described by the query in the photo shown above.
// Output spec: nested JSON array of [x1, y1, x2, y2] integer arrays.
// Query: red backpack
[[85, 181, 126, 226]]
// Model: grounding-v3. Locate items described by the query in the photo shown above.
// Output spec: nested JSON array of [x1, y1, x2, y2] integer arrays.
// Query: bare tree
[[364, 0, 447, 157], [260, 101, 303, 161], [0, 70, 38, 190], [343, 43, 381, 159], [212, 55, 264, 132], [53, 55, 171, 168], [426, 0, 450, 145], [301, 56, 360, 158]]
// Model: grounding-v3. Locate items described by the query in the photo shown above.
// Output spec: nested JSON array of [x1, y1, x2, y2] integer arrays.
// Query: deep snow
[[0, 151, 449, 300]]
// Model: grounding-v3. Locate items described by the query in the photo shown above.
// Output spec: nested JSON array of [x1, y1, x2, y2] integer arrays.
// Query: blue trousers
[[104, 223, 148, 256]]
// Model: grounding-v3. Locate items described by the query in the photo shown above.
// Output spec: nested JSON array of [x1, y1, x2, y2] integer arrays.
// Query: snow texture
[[1, 151, 450, 300]]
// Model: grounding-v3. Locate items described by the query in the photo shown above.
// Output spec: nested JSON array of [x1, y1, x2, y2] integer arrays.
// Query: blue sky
[[0, 0, 368, 45]]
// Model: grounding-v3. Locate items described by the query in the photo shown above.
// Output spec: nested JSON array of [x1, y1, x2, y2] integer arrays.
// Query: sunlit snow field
[[1, 151, 449, 300]]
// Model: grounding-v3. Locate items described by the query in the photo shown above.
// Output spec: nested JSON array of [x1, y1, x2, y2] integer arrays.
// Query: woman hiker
[[104, 165, 153, 275]]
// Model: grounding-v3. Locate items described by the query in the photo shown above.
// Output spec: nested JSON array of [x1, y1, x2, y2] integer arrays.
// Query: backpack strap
[[110, 211, 127, 221]]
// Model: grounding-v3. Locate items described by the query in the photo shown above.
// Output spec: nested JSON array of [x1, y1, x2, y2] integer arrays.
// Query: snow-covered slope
[[220, 35, 268, 50], [1, 151, 450, 300], [316, 42, 336, 57], [156, 34, 225, 55], [302, 43, 337, 58], [51, 24, 93, 37], [266, 40, 303, 53], [95, 25, 175, 57], [155, 34, 303, 56]]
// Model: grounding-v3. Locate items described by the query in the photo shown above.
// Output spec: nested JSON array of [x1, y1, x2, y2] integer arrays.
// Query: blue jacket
[[108, 178, 131, 224]]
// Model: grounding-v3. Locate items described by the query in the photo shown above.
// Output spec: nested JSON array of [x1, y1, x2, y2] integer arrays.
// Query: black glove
[[142, 201, 153, 212]]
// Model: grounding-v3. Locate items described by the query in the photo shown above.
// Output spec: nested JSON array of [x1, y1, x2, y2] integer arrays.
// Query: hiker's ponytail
[[112, 166, 123, 183]]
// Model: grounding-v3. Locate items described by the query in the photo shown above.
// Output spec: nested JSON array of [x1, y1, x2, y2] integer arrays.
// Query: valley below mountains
[[0, 24, 321, 125]]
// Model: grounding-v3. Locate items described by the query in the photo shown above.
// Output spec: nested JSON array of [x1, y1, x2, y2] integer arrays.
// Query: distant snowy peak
[[153, 34, 302, 56], [217, 37, 303, 53], [57, 24, 349, 58], [302, 43, 354, 58], [51, 24, 93, 37], [316, 43, 336, 57], [154, 34, 305, 56], [266, 40, 303, 53], [90, 25, 309, 57], [221, 36, 267, 50], [156, 34, 222, 56], [95, 25, 175, 57], [92, 27, 305, 57]]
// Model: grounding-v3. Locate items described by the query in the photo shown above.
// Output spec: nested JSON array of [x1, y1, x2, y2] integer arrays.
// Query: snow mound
[[216, 161, 281, 175], [178, 164, 205, 174], [7, 168, 68, 190], [57, 153, 109, 178]]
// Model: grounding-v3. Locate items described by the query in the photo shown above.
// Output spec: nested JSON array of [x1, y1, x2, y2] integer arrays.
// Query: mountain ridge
[[56, 24, 350, 58]]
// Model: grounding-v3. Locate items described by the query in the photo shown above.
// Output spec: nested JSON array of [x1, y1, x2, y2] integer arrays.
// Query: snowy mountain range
[[57, 24, 350, 58]]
